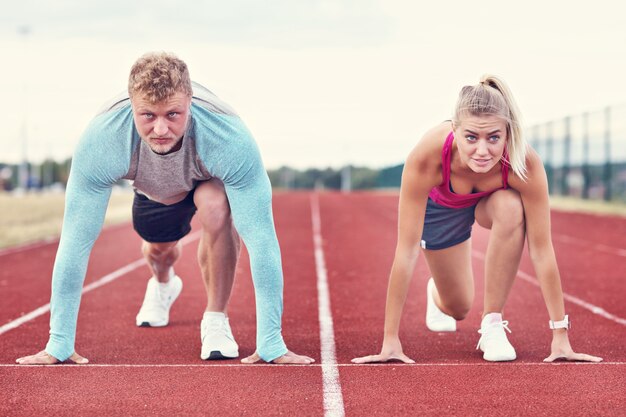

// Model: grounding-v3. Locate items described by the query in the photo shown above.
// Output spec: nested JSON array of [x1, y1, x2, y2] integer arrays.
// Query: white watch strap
[[549, 315, 570, 329]]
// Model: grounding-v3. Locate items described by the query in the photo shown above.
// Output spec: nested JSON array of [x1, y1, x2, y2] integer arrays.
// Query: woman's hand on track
[[351, 338, 415, 364], [543, 332, 602, 363], [16, 350, 89, 365], [241, 350, 315, 364]]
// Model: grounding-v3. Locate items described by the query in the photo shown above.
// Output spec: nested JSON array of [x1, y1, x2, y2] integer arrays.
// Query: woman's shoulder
[[423, 120, 452, 138], [508, 145, 546, 191], [406, 121, 451, 166], [400, 122, 450, 191]]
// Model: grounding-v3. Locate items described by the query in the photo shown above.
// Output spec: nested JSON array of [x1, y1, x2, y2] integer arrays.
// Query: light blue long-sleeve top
[[45, 83, 288, 362]]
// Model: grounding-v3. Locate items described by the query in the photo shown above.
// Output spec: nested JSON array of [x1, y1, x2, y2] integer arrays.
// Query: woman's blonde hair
[[128, 52, 192, 103], [452, 74, 528, 180]]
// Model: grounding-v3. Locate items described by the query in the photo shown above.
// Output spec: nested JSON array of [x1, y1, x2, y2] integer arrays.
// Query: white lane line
[[0, 259, 144, 336], [471, 250, 626, 327], [0, 231, 201, 336], [553, 233, 626, 258], [310, 193, 345, 417], [0, 304, 52, 337], [2, 362, 624, 368]]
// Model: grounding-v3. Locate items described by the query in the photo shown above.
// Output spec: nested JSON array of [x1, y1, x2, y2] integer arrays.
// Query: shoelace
[[140, 286, 169, 314], [202, 318, 233, 342], [204, 319, 226, 332], [476, 320, 512, 350]]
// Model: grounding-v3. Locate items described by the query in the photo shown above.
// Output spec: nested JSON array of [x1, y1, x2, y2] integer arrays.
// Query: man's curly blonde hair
[[128, 52, 192, 103]]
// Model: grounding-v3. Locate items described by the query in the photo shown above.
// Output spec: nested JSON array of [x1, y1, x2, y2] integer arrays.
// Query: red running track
[[0, 192, 624, 416]]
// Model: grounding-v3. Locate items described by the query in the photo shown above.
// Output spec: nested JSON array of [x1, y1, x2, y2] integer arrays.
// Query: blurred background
[[1, 1, 625, 201]]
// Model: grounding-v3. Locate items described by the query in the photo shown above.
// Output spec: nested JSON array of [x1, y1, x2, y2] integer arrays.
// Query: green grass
[[549, 196, 626, 217], [0, 191, 134, 250]]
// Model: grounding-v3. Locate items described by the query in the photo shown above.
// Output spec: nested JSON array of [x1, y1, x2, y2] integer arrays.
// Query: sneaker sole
[[480, 346, 517, 362], [201, 350, 239, 360], [482, 353, 517, 362], [426, 322, 457, 332], [136, 321, 169, 327]]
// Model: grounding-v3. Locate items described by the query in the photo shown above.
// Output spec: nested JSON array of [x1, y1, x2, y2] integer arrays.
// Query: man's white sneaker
[[476, 313, 517, 361], [200, 312, 239, 360], [135, 276, 183, 327], [426, 277, 457, 332]]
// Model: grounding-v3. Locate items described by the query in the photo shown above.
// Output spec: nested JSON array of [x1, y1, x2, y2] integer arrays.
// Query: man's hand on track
[[16, 350, 88, 365], [241, 350, 315, 364]]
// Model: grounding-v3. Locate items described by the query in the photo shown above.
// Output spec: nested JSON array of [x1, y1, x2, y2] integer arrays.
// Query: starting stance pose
[[353, 75, 602, 364], [17, 52, 313, 365]]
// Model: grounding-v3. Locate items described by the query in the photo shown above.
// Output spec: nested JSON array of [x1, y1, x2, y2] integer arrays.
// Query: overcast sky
[[1, 0, 625, 169]]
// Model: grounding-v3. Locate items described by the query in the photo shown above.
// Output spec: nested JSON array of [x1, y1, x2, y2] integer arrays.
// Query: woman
[[352, 75, 601, 363]]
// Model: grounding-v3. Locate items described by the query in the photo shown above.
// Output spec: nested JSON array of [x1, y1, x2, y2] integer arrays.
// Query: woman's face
[[453, 114, 508, 174]]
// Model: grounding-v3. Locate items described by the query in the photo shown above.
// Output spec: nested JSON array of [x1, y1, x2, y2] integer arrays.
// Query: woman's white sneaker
[[135, 276, 183, 327], [476, 313, 517, 361], [426, 278, 457, 332]]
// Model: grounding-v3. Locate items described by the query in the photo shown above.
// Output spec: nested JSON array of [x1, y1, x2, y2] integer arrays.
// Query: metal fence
[[529, 104, 626, 202]]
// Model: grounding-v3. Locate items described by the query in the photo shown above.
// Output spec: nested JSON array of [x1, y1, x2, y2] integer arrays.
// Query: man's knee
[[194, 181, 232, 234], [142, 241, 179, 258]]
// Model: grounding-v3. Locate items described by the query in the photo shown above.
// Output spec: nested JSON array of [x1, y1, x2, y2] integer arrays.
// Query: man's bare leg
[[193, 180, 241, 359], [193, 180, 240, 313], [136, 240, 184, 327], [142, 240, 182, 283]]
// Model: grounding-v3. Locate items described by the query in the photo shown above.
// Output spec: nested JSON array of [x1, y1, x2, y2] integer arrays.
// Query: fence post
[[545, 121, 554, 194], [562, 116, 571, 196], [530, 126, 538, 168], [603, 106, 612, 201], [582, 112, 590, 199], [341, 165, 352, 193]]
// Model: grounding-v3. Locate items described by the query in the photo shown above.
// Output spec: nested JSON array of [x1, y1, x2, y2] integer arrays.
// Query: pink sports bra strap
[[440, 131, 455, 187], [500, 147, 510, 188]]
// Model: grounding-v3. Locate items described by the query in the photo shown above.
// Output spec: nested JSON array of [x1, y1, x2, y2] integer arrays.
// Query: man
[[16, 52, 313, 365]]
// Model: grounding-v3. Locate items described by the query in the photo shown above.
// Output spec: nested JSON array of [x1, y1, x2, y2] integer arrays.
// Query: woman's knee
[[438, 287, 473, 320], [442, 299, 472, 321], [488, 190, 525, 228]]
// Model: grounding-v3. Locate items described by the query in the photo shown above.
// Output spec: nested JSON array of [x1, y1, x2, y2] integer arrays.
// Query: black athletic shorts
[[132, 190, 197, 243], [420, 197, 476, 250]]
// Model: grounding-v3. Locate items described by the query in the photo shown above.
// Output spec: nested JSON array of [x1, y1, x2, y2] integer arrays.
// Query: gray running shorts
[[420, 198, 476, 250]]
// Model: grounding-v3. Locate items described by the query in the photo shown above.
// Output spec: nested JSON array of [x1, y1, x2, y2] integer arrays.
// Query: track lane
[[1, 191, 624, 416], [0, 223, 143, 326], [316, 192, 625, 416], [0, 193, 325, 416], [0, 367, 323, 417]]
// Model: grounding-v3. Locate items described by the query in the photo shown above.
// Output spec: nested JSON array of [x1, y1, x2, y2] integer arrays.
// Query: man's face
[[131, 91, 192, 155]]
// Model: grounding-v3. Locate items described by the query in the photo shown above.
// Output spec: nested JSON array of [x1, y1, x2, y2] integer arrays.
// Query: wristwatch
[[549, 315, 571, 330]]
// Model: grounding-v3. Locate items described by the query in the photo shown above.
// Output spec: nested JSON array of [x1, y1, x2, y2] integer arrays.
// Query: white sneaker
[[426, 278, 457, 332], [476, 313, 517, 361], [135, 275, 183, 327], [200, 312, 239, 360]]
